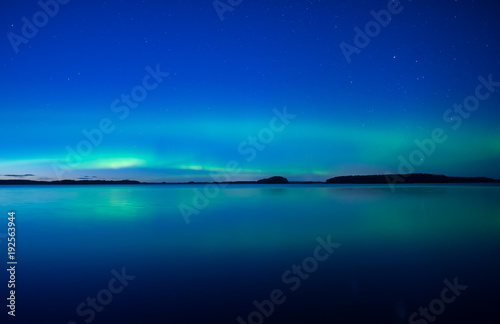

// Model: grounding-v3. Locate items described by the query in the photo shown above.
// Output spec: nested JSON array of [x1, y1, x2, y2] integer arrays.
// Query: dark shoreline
[[0, 173, 499, 185]]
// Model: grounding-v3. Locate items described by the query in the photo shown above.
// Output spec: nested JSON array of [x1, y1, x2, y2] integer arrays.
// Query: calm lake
[[1, 184, 499, 323]]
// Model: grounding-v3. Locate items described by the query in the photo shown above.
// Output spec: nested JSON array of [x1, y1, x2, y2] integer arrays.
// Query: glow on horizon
[[2, 118, 500, 182]]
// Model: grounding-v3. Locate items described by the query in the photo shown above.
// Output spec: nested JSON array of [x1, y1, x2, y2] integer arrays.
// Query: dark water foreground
[[0, 184, 499, 323]]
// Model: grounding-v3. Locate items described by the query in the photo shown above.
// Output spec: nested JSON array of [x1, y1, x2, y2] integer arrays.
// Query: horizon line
[[1, 173, 499, 185]]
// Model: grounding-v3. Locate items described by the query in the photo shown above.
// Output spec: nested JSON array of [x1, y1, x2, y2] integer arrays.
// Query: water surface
[[0, 184, 499, 323]]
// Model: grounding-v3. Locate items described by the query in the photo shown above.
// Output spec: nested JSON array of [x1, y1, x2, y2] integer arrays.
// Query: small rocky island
[[256, 176, 289, 184]]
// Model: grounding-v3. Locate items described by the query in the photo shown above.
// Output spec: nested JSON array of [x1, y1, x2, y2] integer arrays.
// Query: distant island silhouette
[[0, 173, 499, 185], [257, 176, 289, 184], [326, 173, 500, 184], [0, 179, 142, 185]]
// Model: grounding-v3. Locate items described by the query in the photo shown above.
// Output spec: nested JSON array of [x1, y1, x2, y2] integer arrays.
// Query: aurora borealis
[[1, 0, 499, 182]]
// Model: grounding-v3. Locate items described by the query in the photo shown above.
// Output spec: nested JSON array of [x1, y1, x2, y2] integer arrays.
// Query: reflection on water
[[0, 184, 499, 323]]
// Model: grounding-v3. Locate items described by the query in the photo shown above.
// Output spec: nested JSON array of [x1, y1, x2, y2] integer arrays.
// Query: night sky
[[1, 0, 499, 182]]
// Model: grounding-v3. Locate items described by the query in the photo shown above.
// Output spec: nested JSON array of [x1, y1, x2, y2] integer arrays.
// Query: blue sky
[[1, 0, 499, 181]]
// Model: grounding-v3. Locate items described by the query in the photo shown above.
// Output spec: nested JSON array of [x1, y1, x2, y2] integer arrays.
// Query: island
[[0, 173, 498, 185], [256, 176, 289, 184], [0, 179, 141, 185], [326, 173, 499, 184]]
